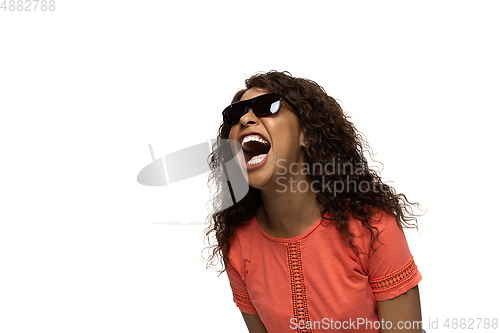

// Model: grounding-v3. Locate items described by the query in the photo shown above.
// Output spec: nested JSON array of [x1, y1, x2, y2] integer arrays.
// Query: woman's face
[[228, 87, 305, 191]]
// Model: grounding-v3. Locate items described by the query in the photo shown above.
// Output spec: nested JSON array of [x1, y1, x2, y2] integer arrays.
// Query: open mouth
[[241, 134, 271, 167]]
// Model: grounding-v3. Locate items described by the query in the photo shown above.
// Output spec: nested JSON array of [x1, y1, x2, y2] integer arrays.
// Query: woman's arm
[[241, 312, 268, 333], [376, 285, 423, 332]]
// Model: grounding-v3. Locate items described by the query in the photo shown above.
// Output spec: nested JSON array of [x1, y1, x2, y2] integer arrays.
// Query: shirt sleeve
[[226, 258, 258, 315], [363, 212, 422, 301]]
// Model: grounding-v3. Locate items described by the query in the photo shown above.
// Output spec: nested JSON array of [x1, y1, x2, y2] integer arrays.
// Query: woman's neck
[[257, 184, 323, 239]]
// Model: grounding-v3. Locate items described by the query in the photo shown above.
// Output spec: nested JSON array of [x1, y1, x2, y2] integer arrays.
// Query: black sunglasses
[[222, 93, 296, 127]]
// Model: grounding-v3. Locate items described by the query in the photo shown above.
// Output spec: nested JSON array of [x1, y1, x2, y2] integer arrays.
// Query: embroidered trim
[[285, 241, 313, 333], [369, 257, 418, 293], [231, 288, 255, 310]]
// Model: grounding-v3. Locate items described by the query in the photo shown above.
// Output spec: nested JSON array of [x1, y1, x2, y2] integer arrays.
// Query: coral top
[[226, 211, 422, 333]]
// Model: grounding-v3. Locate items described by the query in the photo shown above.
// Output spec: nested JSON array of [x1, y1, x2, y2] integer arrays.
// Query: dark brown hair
[[205, 70, 420, 272]]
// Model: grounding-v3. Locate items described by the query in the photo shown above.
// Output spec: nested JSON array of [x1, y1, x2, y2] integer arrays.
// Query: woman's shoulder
[[229, 215, 257, 239], [344, 208, 405, 255], [226, 215, 261, 274], [227, 215, 257, 252], [348, 208, 400, 234]]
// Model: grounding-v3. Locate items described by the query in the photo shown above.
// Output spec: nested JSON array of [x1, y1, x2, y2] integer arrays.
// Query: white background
[[1, 1, 499, 332]]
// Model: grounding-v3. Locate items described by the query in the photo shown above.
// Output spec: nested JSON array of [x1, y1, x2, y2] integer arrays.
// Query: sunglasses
[[222, 93, 296, 127]]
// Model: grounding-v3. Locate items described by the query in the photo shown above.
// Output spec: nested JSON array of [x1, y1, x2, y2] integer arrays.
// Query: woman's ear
[[300, 128, 307, 148]]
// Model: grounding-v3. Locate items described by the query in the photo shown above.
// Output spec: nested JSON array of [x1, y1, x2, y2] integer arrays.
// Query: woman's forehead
[[240, 87, 272, 101]]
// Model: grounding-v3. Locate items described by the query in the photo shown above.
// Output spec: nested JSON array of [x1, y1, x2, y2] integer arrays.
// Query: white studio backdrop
[[0, 0, 499, 332]]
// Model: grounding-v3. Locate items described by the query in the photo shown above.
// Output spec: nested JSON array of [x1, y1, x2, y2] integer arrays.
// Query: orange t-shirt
[[226, 211, 422, 332]]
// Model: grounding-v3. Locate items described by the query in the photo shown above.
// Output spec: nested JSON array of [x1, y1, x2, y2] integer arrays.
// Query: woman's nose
[[238, 108, 259, 126]]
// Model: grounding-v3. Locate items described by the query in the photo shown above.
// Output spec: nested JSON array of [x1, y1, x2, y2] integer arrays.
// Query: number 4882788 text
[[1, 0, 55, 11]]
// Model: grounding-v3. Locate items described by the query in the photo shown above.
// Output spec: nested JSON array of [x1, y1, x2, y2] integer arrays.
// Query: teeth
[[242, 135, 269, 146], [247, 158, 264, 166]]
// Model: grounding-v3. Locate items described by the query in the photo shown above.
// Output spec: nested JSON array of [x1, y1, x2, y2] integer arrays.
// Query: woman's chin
[[245, 151, 275, 187]]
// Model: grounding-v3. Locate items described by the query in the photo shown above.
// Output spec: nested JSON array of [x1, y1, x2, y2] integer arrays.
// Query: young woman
[[206, 71, 423, 333]]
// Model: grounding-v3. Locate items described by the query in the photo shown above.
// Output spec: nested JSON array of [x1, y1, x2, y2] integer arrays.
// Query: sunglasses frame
[[222, 93, 297, 127]]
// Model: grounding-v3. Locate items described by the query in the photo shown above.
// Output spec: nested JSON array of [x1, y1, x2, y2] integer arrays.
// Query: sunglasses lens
[[223, 94, 284, 126], [253, 94, 282, 116], [223, 103, 246, 126]]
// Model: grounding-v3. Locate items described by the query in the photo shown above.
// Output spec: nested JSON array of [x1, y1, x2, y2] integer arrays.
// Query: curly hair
[[205, 70, 421, 273]]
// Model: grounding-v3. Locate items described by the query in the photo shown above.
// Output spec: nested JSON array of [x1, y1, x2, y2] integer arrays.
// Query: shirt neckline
[[251, 214, 326, 243]]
